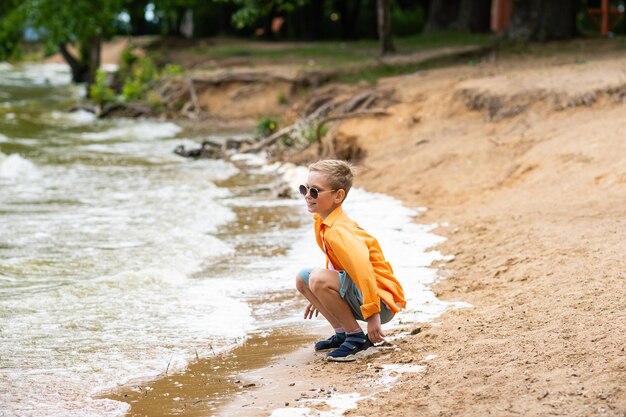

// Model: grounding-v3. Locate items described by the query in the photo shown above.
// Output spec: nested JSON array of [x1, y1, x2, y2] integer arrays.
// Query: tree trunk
[[453, 0, 492, 33], [506, 0, 580, 41], [128, 1, 149, 35], [335, 0, 362, 39], [86, 36, 101, 90], [58, 43, 88, 83], [59, 35, 101, 94], [377, 0, 395, 55], [424, 0, 461, 32], [307, 1, 323, 40]]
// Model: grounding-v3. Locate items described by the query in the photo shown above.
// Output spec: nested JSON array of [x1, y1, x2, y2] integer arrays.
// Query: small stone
[[289, 382, 295, 386], [243, 383, 255, 388], [285, 402, 289, 406]]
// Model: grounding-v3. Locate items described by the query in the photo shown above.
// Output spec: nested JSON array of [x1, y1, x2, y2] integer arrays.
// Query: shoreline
[[211, 49, 626, 416], [100, 158, 460, 417]]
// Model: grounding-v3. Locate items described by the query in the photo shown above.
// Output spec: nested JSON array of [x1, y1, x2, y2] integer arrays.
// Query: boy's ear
[[335, 189, 346, 204]]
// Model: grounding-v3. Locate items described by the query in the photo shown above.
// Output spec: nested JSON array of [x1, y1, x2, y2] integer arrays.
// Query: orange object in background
[[491, 0, 512, 33], [271, 17, 285, 34], [587, 0, 624, 36]]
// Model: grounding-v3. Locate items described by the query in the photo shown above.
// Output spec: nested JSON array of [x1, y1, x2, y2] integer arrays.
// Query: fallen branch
[[240, 124, 295, 153]]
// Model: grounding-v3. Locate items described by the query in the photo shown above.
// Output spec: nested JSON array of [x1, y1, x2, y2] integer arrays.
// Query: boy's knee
[[295, 275, 307, 292], [309, 269, 332, 292]]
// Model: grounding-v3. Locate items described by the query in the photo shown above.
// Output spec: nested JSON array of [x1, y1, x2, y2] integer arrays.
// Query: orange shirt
[[313, 206, 406, 319]]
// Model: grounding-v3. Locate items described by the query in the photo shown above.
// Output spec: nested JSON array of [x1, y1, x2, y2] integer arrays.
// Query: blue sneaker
[[315, 333, 346, 351], [326, 332, 372, 362]]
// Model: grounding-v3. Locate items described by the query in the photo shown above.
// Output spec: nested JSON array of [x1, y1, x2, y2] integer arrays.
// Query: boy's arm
[[326, 230, 380, 319]]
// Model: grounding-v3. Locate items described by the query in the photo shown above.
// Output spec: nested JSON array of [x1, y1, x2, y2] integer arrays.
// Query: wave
[[0, 152, 40, 179], [79, 121, 182, 141]]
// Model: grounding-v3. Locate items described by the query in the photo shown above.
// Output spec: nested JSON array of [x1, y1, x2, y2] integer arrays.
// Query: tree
[[453, 0, 491, 33], [506, 0, 581, 41], [0, 0, 25, 60], [221, 0, 307, 30], [424, 0, 491, 33], [15, 0, 124, 92], [334, 0, 363, 39], [153, 0, 198, 37], [424, 0, 461, 32], [377, 0, 395, 54]]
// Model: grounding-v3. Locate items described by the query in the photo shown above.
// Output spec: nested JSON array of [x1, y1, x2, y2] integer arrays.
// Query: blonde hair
[[308, 160, 354, 197]]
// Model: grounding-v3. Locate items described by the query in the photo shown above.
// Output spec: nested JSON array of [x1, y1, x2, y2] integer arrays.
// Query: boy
[[295, 160, 406, 361]]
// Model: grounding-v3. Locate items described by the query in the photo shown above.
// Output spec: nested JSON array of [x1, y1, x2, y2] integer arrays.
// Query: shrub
[[89, 69, 116, 106], [257, 118, 278, 137]]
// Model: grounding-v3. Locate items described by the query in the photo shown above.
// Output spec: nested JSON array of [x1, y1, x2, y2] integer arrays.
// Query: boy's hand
[[304, 303, 319, 319], [366, 313, 385, 343]]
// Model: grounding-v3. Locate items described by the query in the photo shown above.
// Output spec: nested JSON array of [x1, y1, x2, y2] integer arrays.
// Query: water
[[0, 63, 461, 417]]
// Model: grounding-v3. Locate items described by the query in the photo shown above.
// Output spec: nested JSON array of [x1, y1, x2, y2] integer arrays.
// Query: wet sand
[[100, 326, 324, 416]]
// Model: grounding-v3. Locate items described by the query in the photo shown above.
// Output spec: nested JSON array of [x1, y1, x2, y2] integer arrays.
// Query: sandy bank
[[219, 43, 626, 416]]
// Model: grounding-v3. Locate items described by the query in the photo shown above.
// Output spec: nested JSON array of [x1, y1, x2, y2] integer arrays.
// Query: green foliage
[[22, 0, 124, 46], [89, 69, 116, 106], [121, 77, 144, 101], [277, 93, 288, 105], [146, 91, 164, 111], [162, 64, 183, 76], [120, 47, 138, 71], [218, 0, 307, 29], [302, 123, 327, 144], [116, 50, 169, 102], [392, 5, 425, 37], [0, 1, 26, 60], [257, 118, 278, 136]]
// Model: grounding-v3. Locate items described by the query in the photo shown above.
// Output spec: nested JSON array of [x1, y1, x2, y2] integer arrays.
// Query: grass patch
[[179, 31, 496, 69], [334, 48, 493, 84]]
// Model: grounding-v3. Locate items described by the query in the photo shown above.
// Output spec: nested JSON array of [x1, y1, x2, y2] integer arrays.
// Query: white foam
[[80, 120, 182, 141], [271, 408, 313, 417], [378, 363, 426, 385], [47, 109, 97, 125], [0, 152, 40, 179], [0, 63, 72, 87], [0, 133, 8, 142]]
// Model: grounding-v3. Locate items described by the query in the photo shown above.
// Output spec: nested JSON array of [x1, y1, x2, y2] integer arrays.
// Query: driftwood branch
[[241, 124, 294, 153]]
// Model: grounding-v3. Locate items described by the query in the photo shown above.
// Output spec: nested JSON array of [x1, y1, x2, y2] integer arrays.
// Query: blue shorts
[[297, 267, 395, 324]]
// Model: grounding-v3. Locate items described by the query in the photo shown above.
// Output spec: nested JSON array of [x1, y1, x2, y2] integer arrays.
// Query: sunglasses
[[299, 184, 337, 199]]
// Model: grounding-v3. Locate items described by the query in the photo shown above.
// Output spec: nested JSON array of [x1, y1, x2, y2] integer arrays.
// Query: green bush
[[146, 91, 163, 111], [257, 118, 278, 137], [89, 69, 116, 106], [162, 64, 183, 76], [121, 77, 144, 101], [92, 48, 183, 107]]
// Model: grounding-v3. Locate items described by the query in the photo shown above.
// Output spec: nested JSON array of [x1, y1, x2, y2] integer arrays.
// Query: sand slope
[[224, 46, 626, 417]]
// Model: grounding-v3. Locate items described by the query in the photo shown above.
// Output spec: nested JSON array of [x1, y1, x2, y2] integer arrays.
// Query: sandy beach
[[215, 43, 626, 416]]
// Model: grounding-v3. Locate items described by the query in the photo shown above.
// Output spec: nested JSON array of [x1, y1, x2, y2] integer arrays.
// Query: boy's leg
[[295, 268, 343, 329], [307, 269, 360, 333]]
